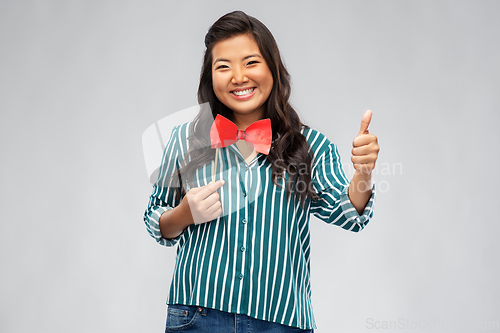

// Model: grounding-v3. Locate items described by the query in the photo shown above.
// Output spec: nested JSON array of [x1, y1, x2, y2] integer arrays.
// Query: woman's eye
[[247, 61, 259, 66], [216, 65, 229, 70]]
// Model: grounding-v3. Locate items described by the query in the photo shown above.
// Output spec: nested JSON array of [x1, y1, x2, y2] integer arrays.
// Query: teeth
[[232, 88, 254, 96]]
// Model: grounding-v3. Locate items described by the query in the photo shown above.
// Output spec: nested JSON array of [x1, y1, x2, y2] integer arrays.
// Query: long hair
[[172, 10, 319, 208]]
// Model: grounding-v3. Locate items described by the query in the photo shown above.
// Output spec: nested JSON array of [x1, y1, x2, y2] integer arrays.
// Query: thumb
[[358, 110, 372, 135]]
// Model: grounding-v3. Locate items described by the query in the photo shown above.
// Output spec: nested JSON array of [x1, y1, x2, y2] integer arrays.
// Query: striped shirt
[[143, 121, 375, 330]]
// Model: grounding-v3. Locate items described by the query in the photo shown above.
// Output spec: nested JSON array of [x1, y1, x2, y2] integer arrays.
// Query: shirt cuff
[[147, 206, 182, 247], [339, 183, 375, 225]]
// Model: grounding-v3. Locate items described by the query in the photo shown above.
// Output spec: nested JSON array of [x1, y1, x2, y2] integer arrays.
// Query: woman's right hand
[[181, 179, 225, 225]]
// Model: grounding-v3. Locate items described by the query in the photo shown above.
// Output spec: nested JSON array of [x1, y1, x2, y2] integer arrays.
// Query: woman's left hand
[[351, 110, 379, 175]]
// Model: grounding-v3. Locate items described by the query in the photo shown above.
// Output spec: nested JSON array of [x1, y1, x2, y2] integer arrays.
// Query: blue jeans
[[165, 304, 315, 333]]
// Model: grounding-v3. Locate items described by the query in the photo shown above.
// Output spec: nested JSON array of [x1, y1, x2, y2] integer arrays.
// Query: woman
[[144, 10, 379, 332]]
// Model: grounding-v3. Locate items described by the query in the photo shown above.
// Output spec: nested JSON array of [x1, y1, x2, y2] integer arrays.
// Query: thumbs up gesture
[[351, 110, 379, 175]]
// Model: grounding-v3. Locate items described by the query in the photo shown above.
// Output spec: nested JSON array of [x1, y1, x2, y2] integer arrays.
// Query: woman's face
[[211, 34, 273, 122]]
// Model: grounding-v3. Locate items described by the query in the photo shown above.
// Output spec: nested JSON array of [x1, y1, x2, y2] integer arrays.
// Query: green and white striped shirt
[[144, 121, 375, 330]]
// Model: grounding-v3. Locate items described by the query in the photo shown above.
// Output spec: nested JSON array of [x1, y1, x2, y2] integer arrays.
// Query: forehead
[[211, 34, 262, 60]]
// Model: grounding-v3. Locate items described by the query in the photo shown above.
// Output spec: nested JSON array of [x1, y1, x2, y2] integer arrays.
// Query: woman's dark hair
[[172, 10, 319, 208]]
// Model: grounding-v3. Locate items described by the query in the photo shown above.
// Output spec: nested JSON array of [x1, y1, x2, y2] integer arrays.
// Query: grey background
[[1, 1, 499, 332]]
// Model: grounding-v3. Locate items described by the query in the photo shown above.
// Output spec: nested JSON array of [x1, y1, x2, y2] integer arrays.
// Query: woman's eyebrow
[[213, 58, 230, 65], [242, 54, 262, 60], [213, 54, 262, 66]]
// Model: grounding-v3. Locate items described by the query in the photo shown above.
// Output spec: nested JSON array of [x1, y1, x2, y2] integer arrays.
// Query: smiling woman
[[211, 34, 274, 128], [143, 10, 378, 333]]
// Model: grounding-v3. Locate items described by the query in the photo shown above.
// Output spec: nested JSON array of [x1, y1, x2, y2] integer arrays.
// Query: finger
[[358, 110, 372, 135], [352, 145, 372, 156], [352, 140, 379, 156], [197, 179, 225, 199], [206, 201, 222, 217], [201, 191, 220, 209], [351, 154, 377, 165], [353, 134, 378, 147], [188, 186, 203, 194]]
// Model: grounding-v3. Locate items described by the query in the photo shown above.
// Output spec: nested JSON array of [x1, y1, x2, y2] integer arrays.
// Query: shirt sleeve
[[310, 142, 375, 232], [143, 124, 186, 247]]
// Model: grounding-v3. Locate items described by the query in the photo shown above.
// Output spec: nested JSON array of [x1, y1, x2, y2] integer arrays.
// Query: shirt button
[[240, 246, 245, 252], [239, 273, 244, 279], [241, 219, 247, 224], [243, 191, 247, 197]]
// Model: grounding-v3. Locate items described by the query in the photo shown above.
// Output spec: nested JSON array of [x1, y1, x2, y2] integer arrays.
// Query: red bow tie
[[210, 114, 272, 155]]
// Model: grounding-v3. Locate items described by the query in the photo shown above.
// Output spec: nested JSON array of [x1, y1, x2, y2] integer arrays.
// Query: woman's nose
[[231, 67, 248, 84]]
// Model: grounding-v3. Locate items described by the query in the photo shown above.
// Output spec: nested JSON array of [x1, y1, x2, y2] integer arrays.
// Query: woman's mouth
[[230, 87, 256, 100]]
